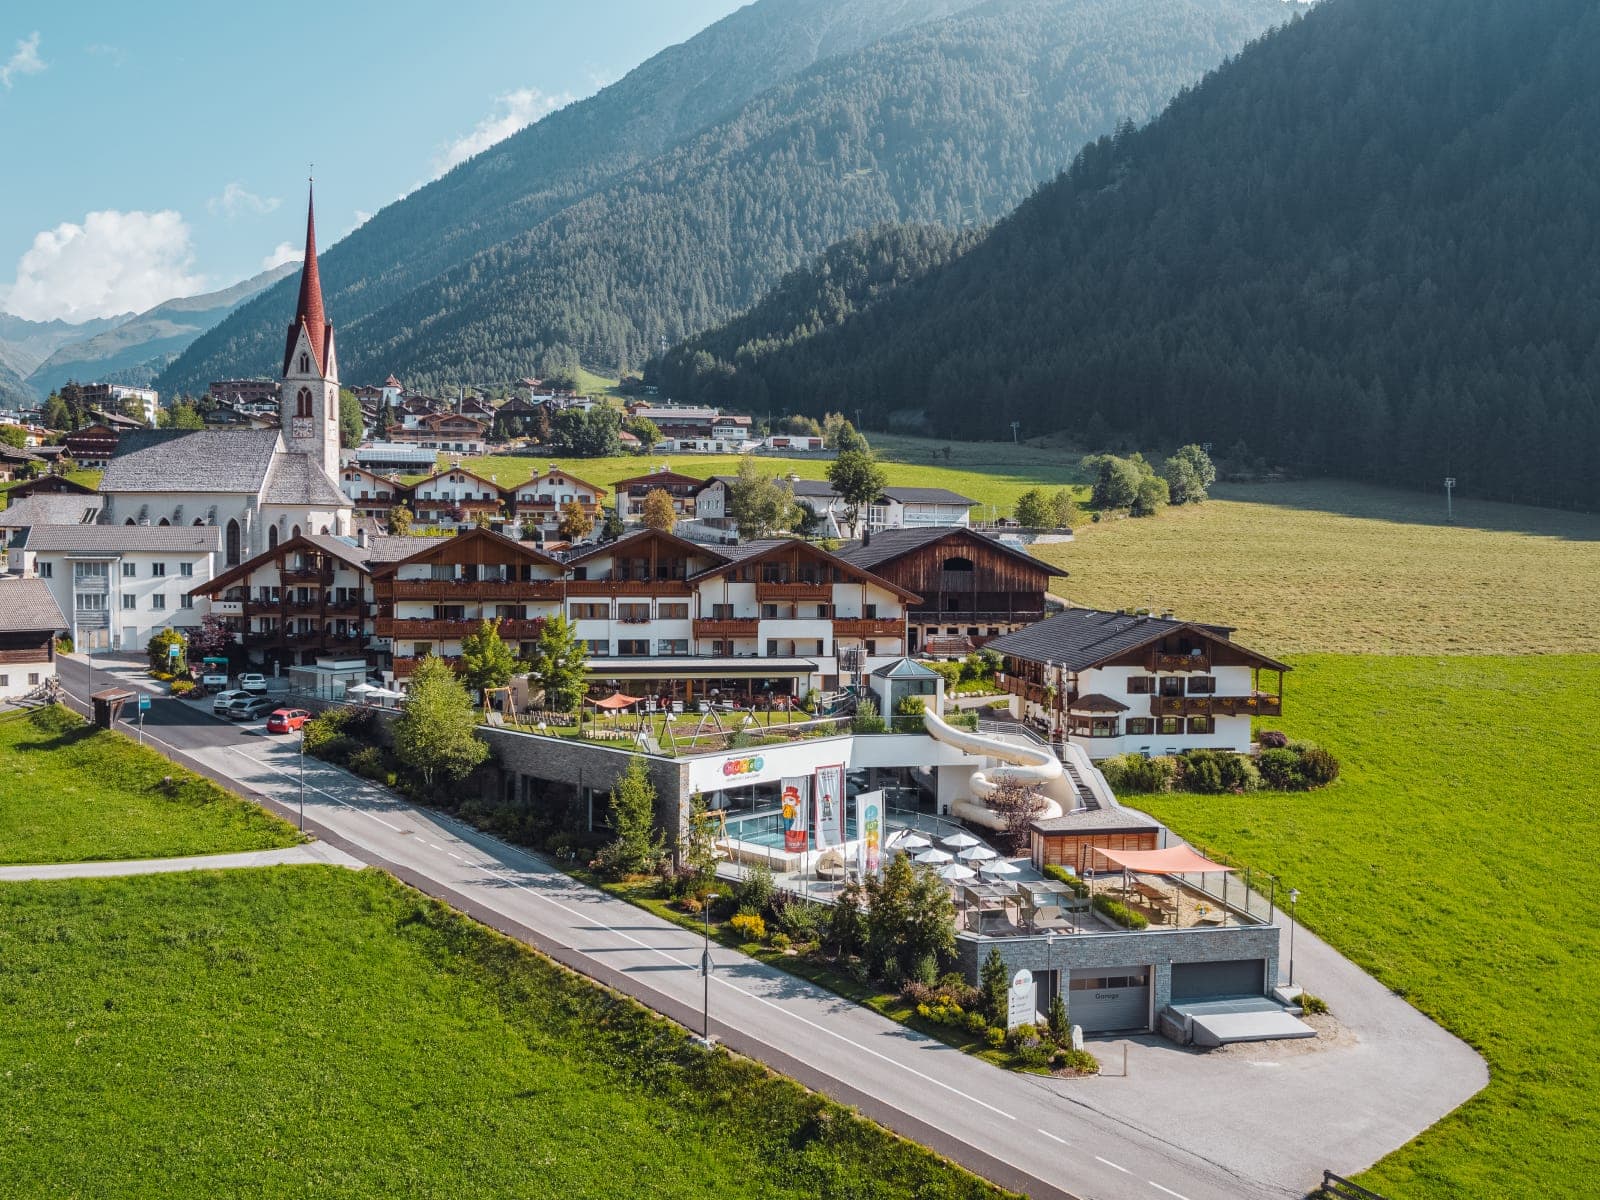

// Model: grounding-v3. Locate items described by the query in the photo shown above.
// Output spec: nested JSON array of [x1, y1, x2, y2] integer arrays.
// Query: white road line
[[228, 748, 403, 830], [1149, 1183, 1191, 1200], [448, 852, 464, 861], [1095, 1156, 1131, 1174], [1036, 1128, 1070, 1146]]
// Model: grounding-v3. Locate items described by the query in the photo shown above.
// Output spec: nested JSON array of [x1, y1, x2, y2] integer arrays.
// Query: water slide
[[920, 707, 1071, 830]]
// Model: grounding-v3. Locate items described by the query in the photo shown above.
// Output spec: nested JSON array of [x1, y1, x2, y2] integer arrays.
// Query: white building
[[355, 442, 439, 474], [17, 525, 220, 653], [695, 476, 975, 539], [506, 465, 607, 538]]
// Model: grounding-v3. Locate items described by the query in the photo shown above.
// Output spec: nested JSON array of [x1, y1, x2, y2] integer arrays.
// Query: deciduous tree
[[393, 655, 489, 791], [826, 449, 887, 537], [558, 499, 595, 541], [641, 487, 677, 533], [526, 613, 587, 712], [726, 454, 799, 539], [460, 617, 520, 697]]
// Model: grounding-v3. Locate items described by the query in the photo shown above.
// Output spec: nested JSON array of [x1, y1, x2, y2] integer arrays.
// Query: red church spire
[[283, 178, 334, 376]]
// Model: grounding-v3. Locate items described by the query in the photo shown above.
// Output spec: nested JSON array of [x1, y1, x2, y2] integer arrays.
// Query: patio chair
[[814, 848, 848, 880]]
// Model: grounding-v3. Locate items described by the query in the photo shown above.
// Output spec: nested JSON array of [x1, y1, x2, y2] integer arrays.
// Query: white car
[[238, 674, 269, 694], [211, 689, 250, 714]]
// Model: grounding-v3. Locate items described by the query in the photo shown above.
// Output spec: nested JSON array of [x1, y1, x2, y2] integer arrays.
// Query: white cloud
[[353, 209, 372, 227], [2, 210, 204, 321], [431, 87, 571, 176], [261, 242, 303, 270], [208, 182, 281, 219], [1, 31, 45, 89]]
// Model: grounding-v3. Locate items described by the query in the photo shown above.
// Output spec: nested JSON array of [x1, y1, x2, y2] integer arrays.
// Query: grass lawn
[[0, 705, 301, 864], [0, 867, 1010, 1200], [1137, 654, 1600, 1198], [1036, 479, 1600, 654]]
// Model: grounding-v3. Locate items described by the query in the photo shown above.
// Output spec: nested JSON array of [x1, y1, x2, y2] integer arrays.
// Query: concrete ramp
[[1170, 996, 1317, 1047]]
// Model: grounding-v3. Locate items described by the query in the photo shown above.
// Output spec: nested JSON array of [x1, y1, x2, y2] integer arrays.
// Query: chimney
[[357, 526, 369, 549]]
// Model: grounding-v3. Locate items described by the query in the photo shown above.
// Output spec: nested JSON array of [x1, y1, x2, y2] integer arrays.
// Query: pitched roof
[[193, 532, 374, 595], [705, 474, 837, 500], [612, 470, 710, 489], [564, 525, 728, 567], [21, 524, 221, 554], [100, 429, 281, 494], [0, 493, 103, 529], [378, 526, 563, 573], [880, 486, 977, 506], [0, 576, 68, 633], [683, 537, 921, 600], [363, 535, 428, 564], [833, 526, 1067, 577], [262, 452, 349, 507], [984, 608, 1288, 672]]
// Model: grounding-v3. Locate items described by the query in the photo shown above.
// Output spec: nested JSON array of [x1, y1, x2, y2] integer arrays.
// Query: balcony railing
[[377, 617, 546, 639], [375, 578, 562, 601], [909, 609, 1044, 625], [832, 618, 904, 639], [1151, 693, 1281, 717], [693, 618, 759, 639], [756, 581, 833, 602], [1150, 650, 1210, 672], [567, 578, 689, 596], [391, 654, 461, 678], [281, 568, 333, 585]]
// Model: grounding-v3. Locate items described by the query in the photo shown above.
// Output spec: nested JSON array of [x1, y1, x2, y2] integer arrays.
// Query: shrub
[[1092, 894, 1149, 930], [728, 910, 767, 943], [1299, 746, 1341, 787], [1042, 864, 1089, 896], [979, 947, 1009, 1024], [964, 1011, 990, 1036], [169, 679, 197, 698], [1299, 992, 1330, 1015], [349, 745, 388, 780], [775, 897, 824, 943], [1181, 749, 1228, 794], [1257, 746, 1303, 790], [851, 697, 886, 734], [1101, 753, 1178, 793], [984, 1027, 1006, 1050], [1005, 1022, 1041, 1053], [1051, 1047, 1099, 1074], [767, 931, 792, 952], [735, 861, 776, 917], [55, 636, 73, 654], [800, 688, 821, 714], [935, 973, 981, 1009], [908, 952, 939, 988], [1258, 729, 1289, 749], [1046, 994, 1070, 1044], [681, 894, 704, 917]]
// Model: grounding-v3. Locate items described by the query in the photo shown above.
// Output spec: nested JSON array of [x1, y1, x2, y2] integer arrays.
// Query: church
[[96, 186, 353, 565]]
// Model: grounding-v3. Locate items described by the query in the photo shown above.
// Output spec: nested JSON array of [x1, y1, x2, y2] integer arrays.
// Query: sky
[[0, 1, 746, 324]]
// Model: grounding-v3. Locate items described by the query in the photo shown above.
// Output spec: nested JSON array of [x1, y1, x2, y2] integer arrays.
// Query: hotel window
[[150, 594, 166, 610], [570, 603, 609, 620], [1187, 716, 1213, 735], [78, 593, 106, 611], [1090, 717, 1119, 738], [618, 603, 650, 623], [761, 604, 779, 619], [0, 675, 7, 687], [617, 639, 648, 657], [122, 562, 137, 578], [1125, 718, 1154, 736], [180, 595, 195, 610], [816, 604, 833, 619], [1159, 676, 1185, 696], [37, 562, 51, 578], [1126, 675, 1153, 694], [1158, 716, 1183, 736], [864, 640, 877, 656], [658, 602, 688, 620], [122, 595, 137, 610], [657, 638, 688, 656], [151, 562, 166, 577], [413, 642, 433, 658], [28, 673, 39, 686], [179, 562, 194, 577], [1187, 676, 1216, 694]]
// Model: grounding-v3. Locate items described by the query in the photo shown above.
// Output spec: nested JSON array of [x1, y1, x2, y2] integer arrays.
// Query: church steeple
[[282, 180, 334, 378]]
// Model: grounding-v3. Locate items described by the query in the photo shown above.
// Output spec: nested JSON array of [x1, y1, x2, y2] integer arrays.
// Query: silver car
[[211, 689, 250, 714], [223, 695, 276, 721]]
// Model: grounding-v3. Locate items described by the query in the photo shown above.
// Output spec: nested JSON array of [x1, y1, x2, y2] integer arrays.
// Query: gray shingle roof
[[880, 486, 977, 505], [0, 576, 68, 633], [362, 535, 421, 564], [100, 429, 281, 494], [834, 526, 1066, 576], [0, 493, 103, 529], [262, 452, 350, 507], [20, 525, 222, 554], [983, 608, 1246, 672], [1030, 806, 1162, 835]]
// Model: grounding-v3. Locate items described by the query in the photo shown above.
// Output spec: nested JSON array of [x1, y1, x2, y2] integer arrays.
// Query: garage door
[[1067, 967, 1150, 1032], [1171, 958, 1266, 1001]]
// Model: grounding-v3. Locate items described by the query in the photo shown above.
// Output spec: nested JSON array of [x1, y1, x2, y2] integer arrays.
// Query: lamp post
[[298, 726, 306, 831], [697, 890, 719, 1046], [1287, 887, 1301, 987], [1045, 931, 1057, 1006], [1444, 477, 1456, 523]]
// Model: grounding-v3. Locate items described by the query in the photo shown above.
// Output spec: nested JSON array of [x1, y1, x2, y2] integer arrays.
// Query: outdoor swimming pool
[[726, 810, 861, 848]]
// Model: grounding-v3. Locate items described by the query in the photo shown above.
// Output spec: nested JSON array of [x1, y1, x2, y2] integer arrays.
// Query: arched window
[[320, 525, 330, 535], [225, 519, 242, 566], [291, 525, 301, 539], [942, 556, 975, 573], [299, 352, 309, 374], [296, 387, 313, 418], [124, 517, 136, 526], [192, 518, 204, 526], [158, 518, 170, 527], [267, 525, 279, 550]]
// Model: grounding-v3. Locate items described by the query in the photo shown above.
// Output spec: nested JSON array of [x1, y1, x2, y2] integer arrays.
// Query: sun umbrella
[[957, 845, 998, 862], [937, 863, 977, 882], [941, 831, 980, 849], [896, 833, 932, 850], [979, 859, 1021, 877], [345, 683, 375, 697], [914, 848, 953, 865]]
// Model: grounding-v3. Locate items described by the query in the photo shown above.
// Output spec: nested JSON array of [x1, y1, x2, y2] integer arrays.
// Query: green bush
[[1299, 992, 1330, 1015], [767, 931, 792, 952], [728, 911, 766, 943], [776, 898, 824, 943], [851, 697, 886, 734], [1258, 746, 1302, 789], [169, 679, 197, 698], [1101, 753, 1178, 793], [1051, 1047, 1099, 1074], [1042, 864, 1089, 896], [1258, 729, 1289, 748], [984, 1026, 1006, 1050], [908, 952, 939, 987], [55, 636, 73, 655], [1299, 746, 1341, 787], [349, 745, 389, 780], [735, 861, 776, 917], [964, 1011, 990, 1036], [1092, 894, 1149, 930]]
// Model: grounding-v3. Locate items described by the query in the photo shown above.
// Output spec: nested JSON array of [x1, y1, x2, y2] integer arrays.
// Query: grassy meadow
[[0, 705, 300, 864], [1132, 654, 1600, 1197], [0, 867, 1009, 1200]]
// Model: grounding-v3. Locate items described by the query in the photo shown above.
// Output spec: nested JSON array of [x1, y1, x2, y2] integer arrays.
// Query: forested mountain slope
[[660, 0, 1600, 510], [155, 0, 986, 397], [160, 0, 1287, 395]]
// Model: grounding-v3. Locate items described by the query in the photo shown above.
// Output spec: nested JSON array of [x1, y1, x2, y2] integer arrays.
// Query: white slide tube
[[921, 707, 1068, 829]]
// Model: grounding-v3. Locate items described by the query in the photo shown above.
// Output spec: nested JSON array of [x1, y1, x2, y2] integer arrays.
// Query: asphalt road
[[52, 657, 1483, 1200]]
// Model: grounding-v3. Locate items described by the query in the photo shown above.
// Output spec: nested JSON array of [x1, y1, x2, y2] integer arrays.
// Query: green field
[[0, 706, 301, 864], [1036, 479, 1600, 655], [0, 867, 1008, 1200], [1135, 655, 1600, 1197]]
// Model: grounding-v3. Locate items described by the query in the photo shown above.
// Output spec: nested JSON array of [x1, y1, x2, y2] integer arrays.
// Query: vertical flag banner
[[813, 763, 846, 850], [780, 776, 810, 853], [856, 790, 883, 878]]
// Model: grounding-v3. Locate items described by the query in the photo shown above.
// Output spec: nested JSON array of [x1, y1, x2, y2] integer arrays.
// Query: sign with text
[[813, 763, 846, 851], [855, 790, 883, 878], [137, 694, 151, 713], [780, 776, 810, 854], [1006, 968, 1035, 1031]]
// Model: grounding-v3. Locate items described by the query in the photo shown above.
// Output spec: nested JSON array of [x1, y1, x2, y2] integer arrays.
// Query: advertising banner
[[1006, 969, 1036, 1031], [780, 776, 810, 854], [813, 763, 846, 850], [855, 790, 884, 878]]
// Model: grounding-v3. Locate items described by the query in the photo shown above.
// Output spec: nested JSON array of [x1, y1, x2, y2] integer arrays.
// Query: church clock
[[291, 417, 314, 439]]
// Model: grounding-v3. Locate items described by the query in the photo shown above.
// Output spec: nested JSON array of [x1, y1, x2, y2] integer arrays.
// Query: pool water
[[726, 812, 859, 848]]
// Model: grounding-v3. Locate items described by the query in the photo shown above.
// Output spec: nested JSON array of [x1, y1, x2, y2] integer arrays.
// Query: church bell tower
[[280, 181, 340, 479]]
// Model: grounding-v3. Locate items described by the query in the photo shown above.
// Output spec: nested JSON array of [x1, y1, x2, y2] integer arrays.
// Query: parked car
[[200, 672, 230, 690], [265, 708, 312, 734], [223, 695, 276, 721], [211, 689, 250, 714], [238, 673, 269, 694]]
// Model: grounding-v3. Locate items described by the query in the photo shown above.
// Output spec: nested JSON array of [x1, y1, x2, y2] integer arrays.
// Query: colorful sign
[[813, 763, 846, 850], [721, 755, 765, 778], [1006, 969, 1036, 1031], [781, 776, 810, 854], [855, 790, 883, 878]]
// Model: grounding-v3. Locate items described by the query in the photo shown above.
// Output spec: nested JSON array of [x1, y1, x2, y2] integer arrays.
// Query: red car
[[266, 708, 312, 734]]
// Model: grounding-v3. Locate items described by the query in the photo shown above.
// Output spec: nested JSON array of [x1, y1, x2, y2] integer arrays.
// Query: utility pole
[[298, 727, 307, 831], [696, 892, 718, 1046], [1010, 421, 1020, 444], [1288, 887, 1301, 987], [1444, 477, 1456, 523]]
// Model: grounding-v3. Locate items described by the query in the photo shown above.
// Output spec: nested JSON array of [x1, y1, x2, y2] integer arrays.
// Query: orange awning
[[589, 691, 642, 710], [1089, 846, 1233, 874]]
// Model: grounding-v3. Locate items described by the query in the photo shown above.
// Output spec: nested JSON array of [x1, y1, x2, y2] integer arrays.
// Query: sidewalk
[[0, 842, 362, 881]]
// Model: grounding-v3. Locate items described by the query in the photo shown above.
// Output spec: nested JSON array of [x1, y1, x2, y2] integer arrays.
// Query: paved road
[[0, 842, 360, 881], [48, 656, 1484, 1200]]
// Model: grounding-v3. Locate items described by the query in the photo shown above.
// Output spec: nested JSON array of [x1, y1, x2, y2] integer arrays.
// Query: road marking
[[1149, 1183, 1191, 1200], [227, 747, 403, 830], [1036, 1128, 1070, 1146], [1095, 1156, 1131, 1174], [448, 852, 464, 861]]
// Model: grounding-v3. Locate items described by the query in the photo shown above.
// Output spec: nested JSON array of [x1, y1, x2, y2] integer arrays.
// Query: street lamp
[[1287, 887, 1301, 987], [1444, 477, 1456, 523], [298, 726, 307, 831], [1045, 931, 1057, 1005], [697, 890, 720, 1047]]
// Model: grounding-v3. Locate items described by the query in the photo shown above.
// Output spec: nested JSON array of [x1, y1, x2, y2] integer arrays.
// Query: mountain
[[24, 263, 299, 397], [0, 312, 130, 404], [661, 0, 1600, 511], [158, 0, 1289, 396], [155, 0, 989, 397]]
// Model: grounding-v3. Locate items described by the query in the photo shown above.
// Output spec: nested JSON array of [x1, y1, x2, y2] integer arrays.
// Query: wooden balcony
[[1151, 693, 1281, 717], [1150, 695, 1213, 717], [376, 578, 562, 601], [756, 581, 832, 602], [1150, 650, 1210, 672], [391, 655, 461, 679], [280, 568, 333, 585], [377, 617, 545, 639], [693, 618, 759, 639], [567, 578, 689, 596], [832, 618, 904, 639]]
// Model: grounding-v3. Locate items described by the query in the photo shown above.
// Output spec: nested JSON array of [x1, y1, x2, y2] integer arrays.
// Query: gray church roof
[[99, 430, 282, 494], [262, 452, 349, 507]]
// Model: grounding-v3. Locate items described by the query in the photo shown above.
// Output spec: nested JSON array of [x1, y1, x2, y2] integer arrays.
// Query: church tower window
[[300, 352, 309, 374], [297, 388, 313, 418]]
